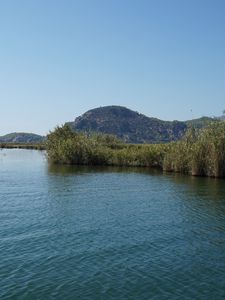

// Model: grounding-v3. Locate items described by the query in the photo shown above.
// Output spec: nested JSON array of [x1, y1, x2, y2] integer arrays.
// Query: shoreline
[[0, 143, 45, 150]]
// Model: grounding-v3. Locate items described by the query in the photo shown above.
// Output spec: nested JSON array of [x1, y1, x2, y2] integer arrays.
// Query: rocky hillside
[[0, 132, 45, 143], [67, 106, 217, 143]]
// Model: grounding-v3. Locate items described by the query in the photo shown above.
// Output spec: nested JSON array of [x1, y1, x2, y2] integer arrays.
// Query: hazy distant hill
[[67, 106, 217, 143], [0, 132, 45, 143]]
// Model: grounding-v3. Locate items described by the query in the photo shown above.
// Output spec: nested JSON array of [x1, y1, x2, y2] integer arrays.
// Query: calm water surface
[[1, 149, 225, 299]]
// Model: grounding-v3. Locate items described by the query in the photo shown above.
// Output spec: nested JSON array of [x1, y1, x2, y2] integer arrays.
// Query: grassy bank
[[46, 123, 225, 178], [0, 143, 45, 150]]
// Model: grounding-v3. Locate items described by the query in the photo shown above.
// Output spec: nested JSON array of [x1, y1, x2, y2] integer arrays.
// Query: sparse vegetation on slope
[[67, 106, 217, 144]]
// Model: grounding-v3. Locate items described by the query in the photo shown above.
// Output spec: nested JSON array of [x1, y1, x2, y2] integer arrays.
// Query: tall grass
[[46, 125, 167, 168], [163, 122, 225, 177], [46, 123, 225, 178]]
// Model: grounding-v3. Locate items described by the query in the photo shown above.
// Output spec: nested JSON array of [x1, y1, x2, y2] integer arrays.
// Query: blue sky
[[0, 0, 224, 135]]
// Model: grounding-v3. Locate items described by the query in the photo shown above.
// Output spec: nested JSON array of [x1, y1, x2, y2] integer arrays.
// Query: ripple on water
[[0, 150, 225, 299]]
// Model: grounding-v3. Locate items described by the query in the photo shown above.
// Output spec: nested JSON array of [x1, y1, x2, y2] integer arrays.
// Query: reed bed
[[0, 143, 45, 150], [46, 122, 225, 178]]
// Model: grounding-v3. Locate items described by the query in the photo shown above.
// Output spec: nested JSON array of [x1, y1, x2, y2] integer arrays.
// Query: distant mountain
[[0, 132, 45, 143], [67, 106, 217, 143]]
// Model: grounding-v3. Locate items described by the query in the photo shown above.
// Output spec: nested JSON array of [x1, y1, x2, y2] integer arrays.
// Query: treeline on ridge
[[46, 122, 225, 178]]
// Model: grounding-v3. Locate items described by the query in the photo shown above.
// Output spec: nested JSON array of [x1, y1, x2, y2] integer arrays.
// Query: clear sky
[[0, 0, 224, 135]]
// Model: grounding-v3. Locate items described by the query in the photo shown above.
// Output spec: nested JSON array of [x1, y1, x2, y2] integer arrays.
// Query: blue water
[[1, 149, 225, 299]]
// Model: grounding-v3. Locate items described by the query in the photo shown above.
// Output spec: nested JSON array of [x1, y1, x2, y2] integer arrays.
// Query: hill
[[67, 106, 217, 143], [185, 116, 217, 129], [0, 132, 45, 143]]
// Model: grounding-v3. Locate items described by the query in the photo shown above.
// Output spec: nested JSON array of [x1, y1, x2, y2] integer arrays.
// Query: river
[[1, 149, 225, 299]]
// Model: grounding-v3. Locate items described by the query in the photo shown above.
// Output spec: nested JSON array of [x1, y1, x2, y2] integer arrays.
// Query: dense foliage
[[47, 122, 225, 177], [46, 124, 167, 167]]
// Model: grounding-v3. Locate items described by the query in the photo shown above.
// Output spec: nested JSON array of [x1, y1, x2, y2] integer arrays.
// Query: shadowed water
[[1, 149, 225, 299]]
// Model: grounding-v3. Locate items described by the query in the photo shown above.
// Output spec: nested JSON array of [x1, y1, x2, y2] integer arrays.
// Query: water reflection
[[48, 163, 163, 176], [168, 172, 225, 202], [48, 163, 225, 202]]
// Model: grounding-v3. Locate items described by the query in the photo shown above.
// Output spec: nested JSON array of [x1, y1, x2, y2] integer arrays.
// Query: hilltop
[[0, 132, 45, 144], [67, 106, 216, 143]]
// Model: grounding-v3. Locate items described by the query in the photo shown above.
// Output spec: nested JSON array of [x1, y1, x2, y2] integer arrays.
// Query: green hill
[[67, 106, 217, 143], [0, 132, 45, 143]]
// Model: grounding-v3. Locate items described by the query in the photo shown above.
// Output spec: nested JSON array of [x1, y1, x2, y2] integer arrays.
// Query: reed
[[46, 123, 225, 178], [163, 122, 225, 177], [46, 125, 167, 168]]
